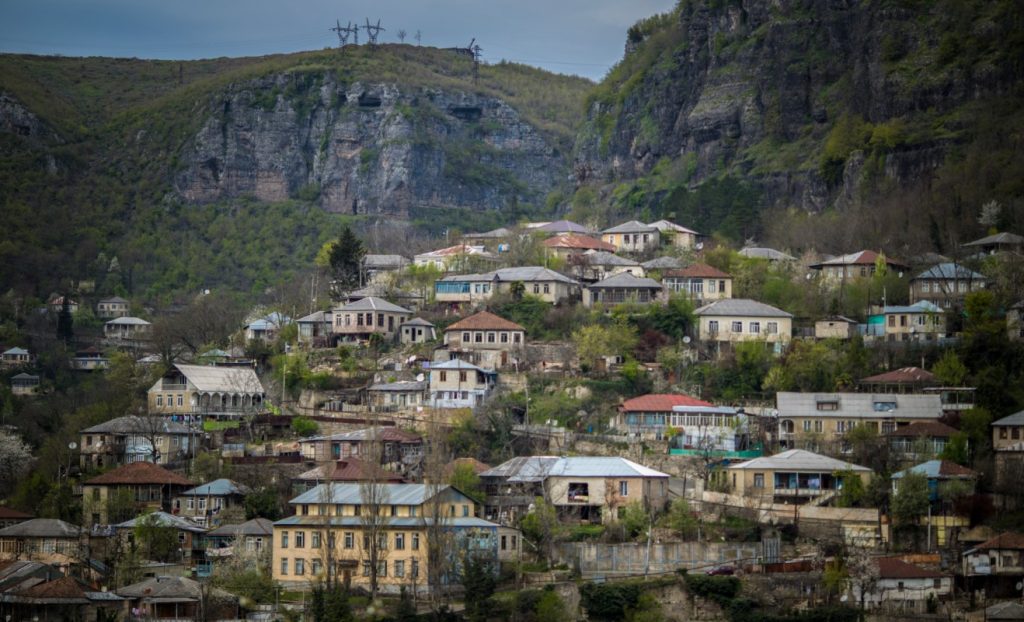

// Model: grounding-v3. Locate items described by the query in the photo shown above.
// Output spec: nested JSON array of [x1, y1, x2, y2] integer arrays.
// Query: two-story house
[[542, 233, 615, 260], [584, 273, 663, 307], [616, 393, 716, 439], [103, 317, 152, 342], [205, 517, 274, 561], [663, 264, 733, 304], [80, 416, 193, 469], [362, 254, 410, 284], [725, 449, 871, 505], [648, 220, 699, 249], [297, 427, 424, 468], [480, 456, 669, 525], [694, 299, 793, 346], [570, 251, 644, 283], [1, 347, 30, 367], [96, 296, 130, 319], [82, 462, 193, 525], [111, 512, 207, 565], [413, 244, 496, 271], [992, 410, 1024, 497], [910, 263, 987, 308], [860, 558, 952, 613], [296, 310, 333, 345], [9, 373, 39, 396], [428, 359, 497, 409], [600, 221, 660, 254], [0, 519, 83, 568], [441, 311, 525, 370], [173, 479, 249, 527], [434, 267, 581, 307], [271, 483, 507, 594], [366, 380, 428, 411], [810, 250, 910, 285], [873, 301, 945, 342], [332, 297, 413, 343], [147, 364, 266, 417], [963, 532, 1024, 590]]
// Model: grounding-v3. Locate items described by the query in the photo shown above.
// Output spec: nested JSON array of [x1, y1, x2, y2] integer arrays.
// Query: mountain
[[0, 47, 591, 299], [572, 0, 1024, 250]]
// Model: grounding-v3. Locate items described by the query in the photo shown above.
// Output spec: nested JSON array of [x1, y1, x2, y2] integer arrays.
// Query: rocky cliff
[[573, 0, 1024, 232], [176, 72, 565, 216]]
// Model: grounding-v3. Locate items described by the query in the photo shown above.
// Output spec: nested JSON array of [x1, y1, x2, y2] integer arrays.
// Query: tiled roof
[[621, 394, 714, 412], [602, 220, 657, 234], [445, 311, 524, 332], [0, 518, 81, 538], [914, 262, 986, 280], [588, 272, 662, 289], [973, 532, 1024, 551], [664, 264, 731, 279], [887, 421, 958, 438], [84, 462, 192, 486], [860, 367, 936, 385], [694, 299, 792, 318], [12, 576, 90, 602], [892, 459, 977, 480], [729, 449, 871, 472], [337, 297, 412, 314], [542, 234, 615, 252], [877, 557, 945, 579], [810, 250, 909, 269], [0, 506, 32, 520]]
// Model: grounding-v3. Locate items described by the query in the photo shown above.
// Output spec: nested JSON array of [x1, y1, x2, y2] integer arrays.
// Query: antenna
[[364, 18, 385, 46]]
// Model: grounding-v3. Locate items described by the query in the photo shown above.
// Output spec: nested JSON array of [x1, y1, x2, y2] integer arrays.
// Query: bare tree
[[359, 423, 390, 599], [423, 409, 453, 611], [0, 430, 33, 497], [396, 29, 407, 43], [414, 30, 421, 45]]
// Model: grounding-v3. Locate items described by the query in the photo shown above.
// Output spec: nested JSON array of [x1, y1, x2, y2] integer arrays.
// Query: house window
[[1013, 428, 1021, 440], [708, 280, 717, 293], [888, 316, 896, 327], [749, 322, 760, 334], [1000, 427, 1008, 439], [412, 559, 420, 578], [543, 284, 550, 294], [463, 505, 470, 517], [814, 421, 823, 432], [440, 371, 447, 382], [312, 558, 322, 576], [708, 320, 719, 333], [312, 532, 321, 548], [803, 420, 812, 432], [177, 395, 183, 406], [395, 533, 405, 550], [410, 506, 417, 517], [766, 322, 778, 334], [513, 333, 521, 343], [281, 532, 288, 548], [731, 321, 743, 333], [378, 561, 387, 577], [475, 332, 483, 343], [187, 498, 194, 510], [533, 284, 540, 294], [295, 559, 305, 575], [412, 533, 420, 550], [198, 498, 206, 511], [754, 473, 764, 488], [618, 481, 629, 496], [933, 579, 941, 589], [344, 532, 354, 549], [280, 558, 288, 575], [295, 531, 305, 548], [463, 332, 470, 342], [817, 401, 839, 411], [897, 581, 904, 591], [362, 561, 371, 577], [156, 396, 163, 407], [487, 332, 496, 343], [500, 332, 509, 343], [395, 560, 405, 577]]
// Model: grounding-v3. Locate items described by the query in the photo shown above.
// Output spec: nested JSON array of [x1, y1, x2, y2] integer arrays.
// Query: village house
[[147, 363, 266, 416], [79, 415, 193, 469], [857, 368, 976, 414], [47, 295, 78, 314], [0, 519, 83, 567], [81, 461, 193, 525], [725, 449, 871, 504], [118, 576, 239, 621], [271, 483, 508, 594], [662, 264, 733, 304], [480, 456, 669, 525], [739, 247, 796, 262], [648, 219, 699, 249], [428, 359, 497, 409], [962, 231, 1024, 256], [892, 459, 977, 502], [292, 458, 406, 495], [571, 251, 645, 283], [776, 391, 945, 450], [616, 393, 719, 439], [461, 227, 514, 251], [173, 479, 249, 527], [859, 557, 952, 614], [872, 301, 945, 342], [601, 220, 661, 253], [361, 254, 410, 284], [298, 427, 424, 468], [111, 511, 207, 565], [694, 299, 793, 346], [399, 318, 436, 344], [205, 517, 274, 559], [442, 311, 525, 370], [244, 312, 288, 342], [434, 267, 581, 307], [103, 316, 152, 341], [343, 283, 425, 310], [0, 570, 127, 622], [1, 346, 30, 367], [413, 244, 496, 271], [296, 310, 333, 345], [71, 346, 108, 371], [887, 421, 960, 460], [584, 272, 663, 307], [810, 250, 910, 285], [814, 316, 858, 340], [963, 532, 1024, 595], [95, 295, 130, 319], [366, 380, 428, 411], [1009, 301, 1024, 341], [992, 410, 1024, 498], [332, 297, 413, 343], [910, 263, 987, 308], [0, 507, 32, 529], [542, 233, 614, 261], [10, 373, 39, 396]]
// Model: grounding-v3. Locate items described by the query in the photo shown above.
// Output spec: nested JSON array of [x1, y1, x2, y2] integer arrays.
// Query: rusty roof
[[542, 234, 615, 252], [84, 461, 192, 486], [620, 394, 714, 412], [445, 311, 525, 332], [877, 557, 945, 579], [664, 264, 731, 279], [860, 367, 936, 385], [974, 532, 1024, 551], [0, 506, 32, 520]]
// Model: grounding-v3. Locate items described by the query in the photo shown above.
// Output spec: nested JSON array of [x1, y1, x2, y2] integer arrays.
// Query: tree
[[328, 226, 366, 293], [396, 29, 407, 43], [56, 295, 74, 343], [932, 350, 968, 387], [133, 512, 181, 562], [519, 496, 560, 565], [0, 430, 33, 497], [835, 469, 865, 508], [291, 416, 319, 437], [665, 499, 698, 540], [244, 488, 282, 520], [939, 432, 969, 465], [461, 555, 496, 622], [891, 470, 930, 527], [573, 321, 638, 370], [359, 425, 390, 599], [448, 461, 484, 503]]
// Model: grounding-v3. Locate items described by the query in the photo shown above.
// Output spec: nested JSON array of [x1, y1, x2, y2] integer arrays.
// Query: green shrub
[[579, 582, 643, 621]]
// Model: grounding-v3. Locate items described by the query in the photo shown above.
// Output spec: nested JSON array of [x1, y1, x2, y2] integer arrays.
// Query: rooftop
[[859, 367, 937, 385], [295, 458, 405, 483], [362, 254, 409, 268], [664, 264, 731, 279], [115, 511, 206, 533], [582, 251, 639, 267], [430, 358, 495, 373], [694, 298, 792, 318], [0, 518, 81, 538], [892, 460, 977, 480], [446, 311, 525, 332], [641, 256, 685, 270], [877, 557, 945, 579], [602, 220, 657, 234], [274, 515, 498, 529], [588, 272, 662, 289], [81, 415, 191, 436], [167, 363, 263, 394], [337, 296, 412, 314], [0, 506, 32, 520], [400, 317, 434, 327], [368, 380, 428, 392], [84, 461, 192, 487], [289, 483, 458, 506], [738, 247, 795, 261], [297, 310, 332, 323], [415, 244, 492, 258], [535, 220, 590, 234], [973, 532, 1024, 551], [105, 316, 150, 326], [179, 478, 248, 497], [463, 227, 513, 239], [881, 300, 944, 314], [481, 456, 668, 482], [993, 410, 1024, 426], [206, 517, 274, 538], [542, 233, 615, 252], [303, 427, 422, 444], [729, 449, 870, 472], [810, 250, 909, 269], [648, 219, 698, 235], [914, 262, 986, 280], [963, 231, 1024, 247], [776, 392, 943, 420], [620, 394, 714, 412]]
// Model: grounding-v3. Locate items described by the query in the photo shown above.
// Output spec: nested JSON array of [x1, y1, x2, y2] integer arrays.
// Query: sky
[[1, 0, 677, 81]]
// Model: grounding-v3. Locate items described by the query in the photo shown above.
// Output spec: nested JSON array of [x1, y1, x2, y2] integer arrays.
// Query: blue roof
[[3, 347, 28, 355], [247, 312, 290, 330], [891, 460, 977, 480], [273, 516, 498, 529], [882, 301, 944, 314], [179, 478, 247, 497], [914, 263, 986, 280]]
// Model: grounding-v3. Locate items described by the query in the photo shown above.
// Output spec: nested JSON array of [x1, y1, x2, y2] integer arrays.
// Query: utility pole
[[467, 39, 482, 84]]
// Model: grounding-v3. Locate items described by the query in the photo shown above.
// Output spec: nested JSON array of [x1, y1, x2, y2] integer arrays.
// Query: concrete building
[[814, 316, 858, 340], [442, 311, 525, 369], [147, 363, 266, 417], [725, 449, 871, 504], [694, 299, 793, 345], [428, 359, 497, 409], [332, 297, 413, 343], [662, 264, 733, 304], [79, 415, 193, 469], [601, 221, 660, 253]]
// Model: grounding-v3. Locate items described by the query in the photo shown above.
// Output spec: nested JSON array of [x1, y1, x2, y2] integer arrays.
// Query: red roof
[[934, 460, 977, 477], [877, 557, 945, 579], [888, 421, 959, 438], [811, 250, 910, 269], [974, 532, 1024, 551], [14, 576, 88, 600], [664, 264, 731, 279], [860, 367, 936, 385], [329, 458, 404, 483], [620, 394, 714, 412], [0, 506, 33, 520], [84, 461, 192, 486], [542, 234, 615, 252], [445, 311, 525, 332]]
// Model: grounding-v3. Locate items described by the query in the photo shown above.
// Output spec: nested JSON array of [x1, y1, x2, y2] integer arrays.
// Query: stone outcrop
[[175, 72, 564, 216]]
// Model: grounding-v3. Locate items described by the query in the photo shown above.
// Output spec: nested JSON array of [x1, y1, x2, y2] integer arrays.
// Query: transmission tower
[[364, 18, 385, 46], [330, 20, 347, 46], [468, 38, 482, 84], [346, 21, 359, 45]]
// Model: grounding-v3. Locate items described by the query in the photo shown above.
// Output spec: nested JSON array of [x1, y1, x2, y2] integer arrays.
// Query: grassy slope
[[0, 46, 592, 302]]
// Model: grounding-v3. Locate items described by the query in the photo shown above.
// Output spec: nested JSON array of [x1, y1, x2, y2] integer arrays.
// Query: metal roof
[[810, 250, 909, 269], [168, 364, 264, 394], [464, 227, 513, 238], [648, 220, 698, 235], [729, 449, 870, 472], [601, 220, 657, 234], [206, 517, 274, 538], [738, 247, 795, 261], [776, 392, 943, 420], [81, 415, 191, 435], [881, 301, 943, 314], [288, 483, 461, 506], [993, 410, 1024, 426], [368, 380, 428, 392], [480, 456, 668, 481], [913, 262, 986, 280], [0, 518, 81, 538], [297, 310, 332, 323], [179, 478, 248, 497], [337, 297, 413, 314], [535, 220, 590, 234], [641, 256, 685, 270], [400, 317, 434, 327], [114, 512, 206, 533], [588, 272, 662, 289], [963, 231, 1024, 247], [582, 251, 639, 267], [430, 359, 494, 373], [694, 298, 792, 318], [98, 296, 129, 304], [3, 347, 28, 355], [105, 316, 150, 326], [362, 254, 409, 268], [274, 515, 499, 529], [491, 266, 578, 284], [891, 460, 977, 480]]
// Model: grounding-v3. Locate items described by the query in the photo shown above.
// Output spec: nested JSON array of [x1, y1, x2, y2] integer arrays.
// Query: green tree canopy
[[328, 226, 366, 291]]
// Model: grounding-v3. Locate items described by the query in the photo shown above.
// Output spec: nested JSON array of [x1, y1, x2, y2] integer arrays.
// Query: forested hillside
[[571, 0, 1024, 251], [0, 47, 592, 302]]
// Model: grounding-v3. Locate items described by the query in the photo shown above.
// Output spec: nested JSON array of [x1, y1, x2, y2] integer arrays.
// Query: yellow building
[[726, 449, 871, 504], [147, 363, 266, 416], [694, 299, 793, 345], [875, 301, 945, 342], [271, 483, 512, 594]]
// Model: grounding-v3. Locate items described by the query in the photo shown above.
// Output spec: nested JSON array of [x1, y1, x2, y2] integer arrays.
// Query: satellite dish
[[1016, 581, 1023, 591], [682, 336, 691, 344], [68, 442, 78, 450], [695, 242, 704, 250], [415, 373, 424, 382]]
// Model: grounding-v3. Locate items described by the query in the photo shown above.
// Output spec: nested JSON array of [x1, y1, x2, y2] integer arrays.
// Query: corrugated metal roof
[[583, 251, 639, 267], [859, 367, 936, 385], [914, 262, 986, 280], [400, 317, 434, 327], [288, 483, 456, 506], [641, 257, 685, 270], [588, 272, 662, 289], [963, 231, 1024, 247], [882, 301, 944, 314], [480, 456, 668, 481], [891, 460, 976, 480], [179, 478, 248, 497], [84, 462, 192, 486], [368, 380, 428, 392], [437, 267, 578, 285], [694, 299, 792, 318], [776, 392, 943, 420], [337, 297, 413, 314], [602, 220, 657, 234], [171, 364, 264, 394], [105, 317, 150, 326], [82, 415, 191, 435], [274, 515, 498, 528], [535, 220, 590, 234], [993, 410, 1024, 426], [297, 310, 332, 323], [648, 220, 698, 235], [206, 518, 274, 538], [810, 250, 909, 268], [0, 518, 81, 538], [738, 247, 795, 261], [877, 557, 945, 579], [430, 359, 494, 372], [729, 449, 870, 472], [114, 512, 206, 533], [3, 347, 28, 355], [362, 254, 409, 268]]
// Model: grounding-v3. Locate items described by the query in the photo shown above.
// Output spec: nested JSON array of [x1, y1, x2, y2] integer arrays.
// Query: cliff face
[[176, 72, 564, 216], [574, 0, 1024, 214]]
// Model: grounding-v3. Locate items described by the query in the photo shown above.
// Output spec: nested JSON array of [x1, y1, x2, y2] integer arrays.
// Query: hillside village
[[1, 216, 1024, 622]]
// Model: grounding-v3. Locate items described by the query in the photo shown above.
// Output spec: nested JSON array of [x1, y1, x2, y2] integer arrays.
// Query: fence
[[559, 541, 761, 579]]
